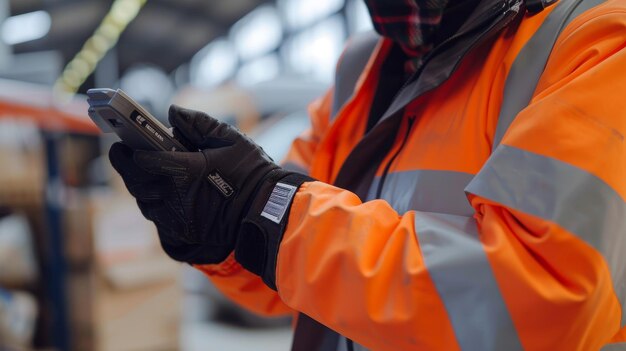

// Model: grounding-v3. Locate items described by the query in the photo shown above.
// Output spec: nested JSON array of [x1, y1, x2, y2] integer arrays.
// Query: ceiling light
[[236, 54, 280, 86], [2, 10, 51, 45], [230, 5, 282, 61], [190, 38, 238, 88], [278, 0, 344, 30]]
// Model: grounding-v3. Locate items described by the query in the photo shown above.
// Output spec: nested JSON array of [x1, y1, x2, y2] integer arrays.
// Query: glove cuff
[[234, 171, 313, 290]]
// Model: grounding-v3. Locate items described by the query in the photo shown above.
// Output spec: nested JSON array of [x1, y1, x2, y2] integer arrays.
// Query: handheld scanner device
[[87, 88, 188, 152]]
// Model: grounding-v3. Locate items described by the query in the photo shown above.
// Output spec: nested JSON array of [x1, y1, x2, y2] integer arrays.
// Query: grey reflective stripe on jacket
[[465, 145, 626, 326], [364, 170, 526, 351], [331, 31, 380, 121], [366, 173, 525, 351], [366, 170, 475, 216], [492, 0, 604, 148], [483, 0, 626, 328], [603, 343, 626, 351], [417, 213, 524, 351]]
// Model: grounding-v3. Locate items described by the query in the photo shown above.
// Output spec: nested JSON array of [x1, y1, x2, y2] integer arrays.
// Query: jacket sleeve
[[192, 89, 334, 317], [194, 253, 291, 316], [272, 7, 626, 351]]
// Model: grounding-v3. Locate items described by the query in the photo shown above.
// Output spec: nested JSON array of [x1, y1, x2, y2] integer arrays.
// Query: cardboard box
[[91, 190, 182, 351], [95, 278, 181, 351]]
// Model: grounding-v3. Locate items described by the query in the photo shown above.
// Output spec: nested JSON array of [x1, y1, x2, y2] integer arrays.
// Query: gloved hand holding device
[[109, 105, 311, 288]]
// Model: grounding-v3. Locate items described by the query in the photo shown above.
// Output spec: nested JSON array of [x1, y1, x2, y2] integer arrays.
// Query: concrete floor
[[180, 322, 292, 351], [180, 266, 293, 351]]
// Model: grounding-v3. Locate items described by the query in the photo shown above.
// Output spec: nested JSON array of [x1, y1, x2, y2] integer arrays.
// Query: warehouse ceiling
[[8, 0, 270, 84]]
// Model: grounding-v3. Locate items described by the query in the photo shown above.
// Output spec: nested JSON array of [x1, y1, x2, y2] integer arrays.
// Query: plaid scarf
[[365, 0, 450, 73]]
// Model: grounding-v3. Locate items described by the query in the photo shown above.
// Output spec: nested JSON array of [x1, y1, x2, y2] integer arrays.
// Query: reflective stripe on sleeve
[[415, 212, 524, 351], [465, 144, 626, 324], [492, 0, 604, 148], [367, 170, 475, 216], [602, 342, 626, 351], [331, 31, 380, 121]]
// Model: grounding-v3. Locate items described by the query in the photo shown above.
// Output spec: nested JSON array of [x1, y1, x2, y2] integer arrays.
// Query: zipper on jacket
[[375, 115, 416, 199], [346, 338, 355, 351], [371, 19, 476, 198]]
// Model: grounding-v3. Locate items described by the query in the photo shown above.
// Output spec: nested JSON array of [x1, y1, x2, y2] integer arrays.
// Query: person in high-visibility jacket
[[109, 0, 626, 349]]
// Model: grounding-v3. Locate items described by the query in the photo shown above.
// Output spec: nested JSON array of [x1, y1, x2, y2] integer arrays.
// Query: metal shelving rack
[[0, 79, 98, 351]]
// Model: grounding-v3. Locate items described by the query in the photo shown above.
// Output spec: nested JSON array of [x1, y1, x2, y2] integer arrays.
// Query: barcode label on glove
[[261, 182, 298, 224]]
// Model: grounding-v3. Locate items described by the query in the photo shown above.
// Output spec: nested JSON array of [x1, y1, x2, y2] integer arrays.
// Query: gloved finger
[[168, 105, 236, 149], [137, 199, 198, 245], [133, 149, 205, 178], [109, 142, 166, 199], [159, 240, 204, 263], [109, 142, 143, 179], [172, 128, 198, 152], [126, 177, 171, 201]]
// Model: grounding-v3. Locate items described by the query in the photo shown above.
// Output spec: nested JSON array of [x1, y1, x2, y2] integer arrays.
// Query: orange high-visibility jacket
[[196, 0, 626, 349]]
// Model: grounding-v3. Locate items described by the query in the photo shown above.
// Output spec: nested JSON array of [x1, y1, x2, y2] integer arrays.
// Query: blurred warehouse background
[[0, 0, 372, 350]]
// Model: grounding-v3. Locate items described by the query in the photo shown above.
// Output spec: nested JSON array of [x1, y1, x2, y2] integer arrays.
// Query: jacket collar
[[374, 0, 524, 126]]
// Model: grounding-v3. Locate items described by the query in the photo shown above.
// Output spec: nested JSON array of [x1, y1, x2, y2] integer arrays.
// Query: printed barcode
[[261, 183, 298, 224]]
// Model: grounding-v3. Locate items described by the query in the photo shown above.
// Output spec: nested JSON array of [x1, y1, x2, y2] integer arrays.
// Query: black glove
[[109, 105, 311, 288]]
